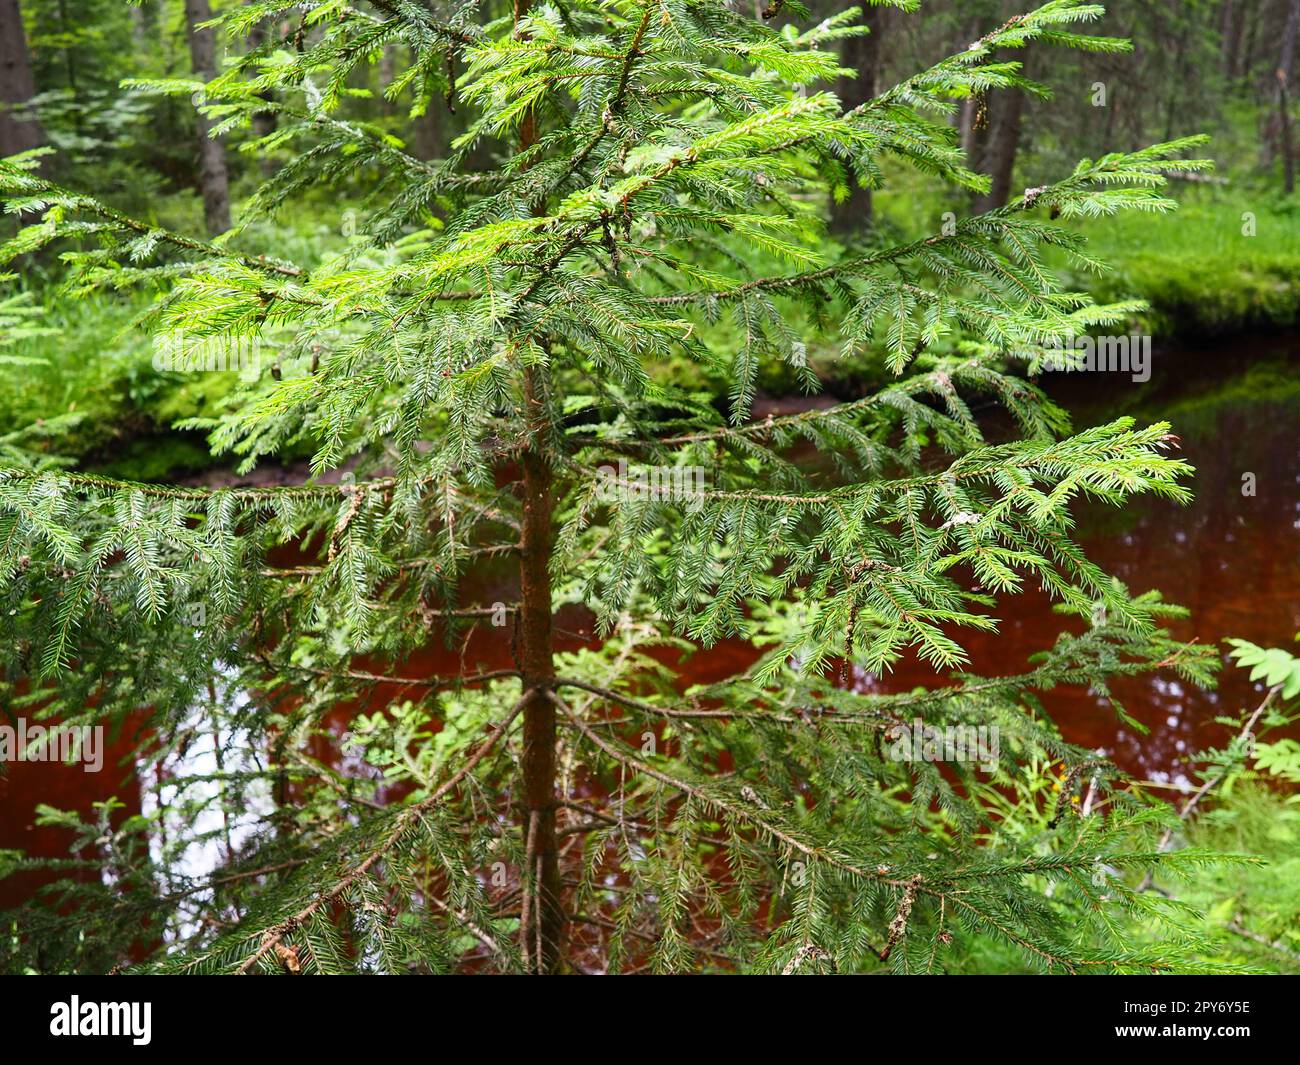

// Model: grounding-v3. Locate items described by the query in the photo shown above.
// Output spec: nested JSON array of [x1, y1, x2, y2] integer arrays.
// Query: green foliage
[[1227, 637, 1300, 700], [1133, 643, 1300, 974], [1176, 786, 1300, 973], [0, 0, 1260, 975]]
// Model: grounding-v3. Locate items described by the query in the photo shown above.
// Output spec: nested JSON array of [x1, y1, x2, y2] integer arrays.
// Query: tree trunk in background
[[0, 0, 44, 158], [973, 79, 1026, 214], [958, 95, 978, 161], [132, 0, 160, 44], [829, 6, 885, 234], [1278, 0, 1300, 192], [1281, 72, 1295, 192], [1241, 0, 1271, 88], [411, 42, 448, 163], [246, 10, 279, 177], [412, 106, 446, 161], [1281, 0, 1300, 83], [1162, 16, 1195, 141], [379, 44, 398, 117], [966, 87, 993, 194], [185, 0, 232, 234], [1221, 0, 1242, 79], [955, 15, 984, 164]]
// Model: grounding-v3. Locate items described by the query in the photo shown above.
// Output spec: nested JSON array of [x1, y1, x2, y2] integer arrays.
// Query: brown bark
[[972, 44, 1032, 215], [829, 7, 884, 234], [513, 0, 564, 975], [954, 15, 983, 162], [972, 84, 1026, 214], [1221, 0, 1243, 79], [411, 54, 447, 164], [1281, 68, 1296, 193], [1282, 0, 1300, 191], [1267, 0, 1300, 185], [0, 0, 44, 158], [379, 44, 398, 117], [517, 367, 563, 973], [958, 95, 979, 164], [1284, 0, 1300, 85], [185, 0, 232, 234], [1241, 0, 1272, 85], [412, 111, 445, 161]]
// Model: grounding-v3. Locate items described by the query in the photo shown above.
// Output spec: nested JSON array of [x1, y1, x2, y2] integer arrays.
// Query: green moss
[[1055, 189, 1300, 336], [873, 170, 1300, 342]]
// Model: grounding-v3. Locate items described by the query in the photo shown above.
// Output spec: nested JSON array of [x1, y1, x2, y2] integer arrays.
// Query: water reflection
[[4, 336, 1299, 902]]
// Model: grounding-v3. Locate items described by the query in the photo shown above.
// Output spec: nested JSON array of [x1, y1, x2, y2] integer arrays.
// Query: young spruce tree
[[1, 1, 1232, 974]]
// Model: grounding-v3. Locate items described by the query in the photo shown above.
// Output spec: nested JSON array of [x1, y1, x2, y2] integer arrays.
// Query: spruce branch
[[234, 689, 530, 975]]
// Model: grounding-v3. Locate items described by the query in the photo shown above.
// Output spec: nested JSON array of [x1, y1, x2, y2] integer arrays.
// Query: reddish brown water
[[4, 334, 1299, 908], [648, 337, 1300, 785]]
